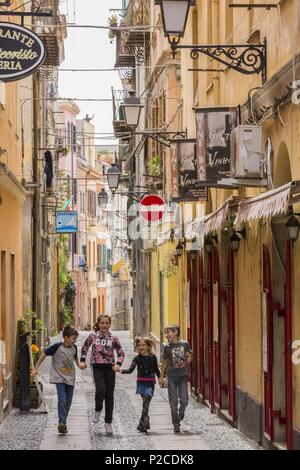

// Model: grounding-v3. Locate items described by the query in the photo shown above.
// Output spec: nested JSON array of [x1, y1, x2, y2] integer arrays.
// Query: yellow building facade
[[172, 0, 300, 450], [117, 0, 300, 448], [0, 14, 29, 418]]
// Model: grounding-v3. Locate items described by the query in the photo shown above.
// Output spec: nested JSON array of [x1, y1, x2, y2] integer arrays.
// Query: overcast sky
[[59, 0, 122, 146]]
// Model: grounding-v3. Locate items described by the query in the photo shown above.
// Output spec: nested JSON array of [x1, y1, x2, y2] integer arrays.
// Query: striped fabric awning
[[234, 181, 300, 225], [203, 196, 243, 236]]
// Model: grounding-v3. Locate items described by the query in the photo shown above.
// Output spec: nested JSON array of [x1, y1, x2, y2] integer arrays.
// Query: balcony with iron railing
[[114, 0, 150, 73], [35, 0, 67, 69], [112, 88, 132, 139], [121, 0, 150, 65], [115, 29, 136, 69]]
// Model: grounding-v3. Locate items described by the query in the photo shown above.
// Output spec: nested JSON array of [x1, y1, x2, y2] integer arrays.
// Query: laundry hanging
[[44, 150, 53, 189]]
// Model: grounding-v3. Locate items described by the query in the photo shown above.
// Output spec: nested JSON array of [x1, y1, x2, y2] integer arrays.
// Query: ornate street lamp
[[159, 0, 192, 39], [190, 250, 198, 261], [229, 228, 246, 252], [120, 91, 144, 129], [230, 233, 241, 252], [205, 234, 218, 254], [286, 215, 300, 243], [205, 237, 214, 254], [156, 0, 266, 83], [98, 188, 108, 209], [176, 241, 184, 257], [106, 164, 121, 191], [105, 211, 114, 228]]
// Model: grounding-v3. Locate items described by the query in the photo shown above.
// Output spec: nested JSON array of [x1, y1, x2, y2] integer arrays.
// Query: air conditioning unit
[[231, 125, 263, 178]]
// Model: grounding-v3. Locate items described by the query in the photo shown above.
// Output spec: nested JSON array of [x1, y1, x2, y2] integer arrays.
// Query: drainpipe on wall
[[31, 72, 39, 340]]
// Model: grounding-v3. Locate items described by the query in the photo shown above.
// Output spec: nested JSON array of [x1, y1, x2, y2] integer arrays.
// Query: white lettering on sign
[[0, 28, 35, 48], [292, 340, 300, 365], [0, 22, 45, 81], [0, 61, 22, 70]]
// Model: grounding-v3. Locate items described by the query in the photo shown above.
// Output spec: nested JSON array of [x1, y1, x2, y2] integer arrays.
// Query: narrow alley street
[[0, 332, 260, 451]]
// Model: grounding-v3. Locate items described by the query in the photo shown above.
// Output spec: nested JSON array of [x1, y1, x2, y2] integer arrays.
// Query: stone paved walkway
[[37, 331, 260, 451]]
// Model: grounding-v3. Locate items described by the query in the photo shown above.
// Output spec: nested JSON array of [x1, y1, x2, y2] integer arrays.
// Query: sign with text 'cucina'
[[0, 22, 45, 81]]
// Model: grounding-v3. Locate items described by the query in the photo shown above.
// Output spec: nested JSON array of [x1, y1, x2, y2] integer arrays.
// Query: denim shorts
[[136, 383, 154, 396]]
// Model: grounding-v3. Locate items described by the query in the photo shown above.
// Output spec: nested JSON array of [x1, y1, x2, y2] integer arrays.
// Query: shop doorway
[[263, 141, 293, 449]]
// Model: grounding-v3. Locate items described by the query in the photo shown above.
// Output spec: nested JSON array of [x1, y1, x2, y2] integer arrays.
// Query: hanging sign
[[0, 22, 45, 81], [170, 139, 207, 202], [195, 107, 238, 185], [56, 211, 78, 234]]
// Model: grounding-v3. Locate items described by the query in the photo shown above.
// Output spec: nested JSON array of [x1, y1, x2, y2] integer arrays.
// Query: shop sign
[[56, 211, 78, 234], [170, 139, 207, 202], [0, 22, 45, 81], [195, 107, 238, 185]]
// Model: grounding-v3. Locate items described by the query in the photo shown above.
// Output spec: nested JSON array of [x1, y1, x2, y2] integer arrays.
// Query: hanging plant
[[55, 146, 69, 158], [19, 310, 47, 338], [159, 253, 177, 278], [108, 14, 118, 41], [148, 155, 161, 177]]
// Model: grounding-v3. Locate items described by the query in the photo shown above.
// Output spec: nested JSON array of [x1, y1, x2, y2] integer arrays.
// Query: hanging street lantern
[[176, 241, 184, 257], [98, 189, 108, 209], [205, 237, 214, 254], [190, 249, 198, 261], [105, 210, 114, 228], [230, 232, 242, 252], [120, 91, 144, 129], [286, 215, 300, 243], [159, 0, 192, 39], [106, 164, 121, 191]]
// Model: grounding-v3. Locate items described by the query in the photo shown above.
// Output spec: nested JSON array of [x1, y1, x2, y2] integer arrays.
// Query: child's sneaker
[[173, 423, 181, 433], [58, 423, 67, 434], [105, 423, 113, 434], [92, 411, 101, 424]]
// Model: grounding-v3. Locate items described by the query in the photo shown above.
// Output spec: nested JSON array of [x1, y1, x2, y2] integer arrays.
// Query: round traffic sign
[[140, 195, 165, 222]]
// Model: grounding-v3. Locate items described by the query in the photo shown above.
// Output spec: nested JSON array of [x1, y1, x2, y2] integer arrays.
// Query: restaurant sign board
[[170, 139, 207, 202], [195, 107, 238, 185], [0, 22, 45, 81]]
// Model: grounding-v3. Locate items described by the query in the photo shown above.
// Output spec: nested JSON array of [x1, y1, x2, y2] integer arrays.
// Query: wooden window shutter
[[103, 245, 107, 269], [158, 93, 165, 160]]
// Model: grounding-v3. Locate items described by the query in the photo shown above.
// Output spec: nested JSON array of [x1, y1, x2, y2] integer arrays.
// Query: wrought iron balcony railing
[[114, 0, 150, 69], [115, 29, 136, 69], [35, 0, 67, 68], [112, 88, 132, 139]]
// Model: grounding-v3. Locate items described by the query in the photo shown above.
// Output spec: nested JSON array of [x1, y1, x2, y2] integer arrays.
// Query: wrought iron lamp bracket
[[132, 130, 187, 148], [170, 38, 267, 84]]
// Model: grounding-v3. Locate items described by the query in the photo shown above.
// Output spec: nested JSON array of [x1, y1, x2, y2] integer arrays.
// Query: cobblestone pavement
[[0, 331, 261, 450]]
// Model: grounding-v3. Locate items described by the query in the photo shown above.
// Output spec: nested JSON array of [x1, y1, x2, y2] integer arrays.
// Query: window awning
[[203, 196, 243, 236], [234, 181, 300, 225], [112, 259, 126, 274], [156, 228, 172, 246]]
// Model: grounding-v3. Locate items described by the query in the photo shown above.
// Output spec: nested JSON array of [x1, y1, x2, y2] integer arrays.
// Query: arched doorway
[[265, 141, 293, 448]]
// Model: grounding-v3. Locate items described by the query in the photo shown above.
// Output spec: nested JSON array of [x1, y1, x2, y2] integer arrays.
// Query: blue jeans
[[56, 383, 74, 425]]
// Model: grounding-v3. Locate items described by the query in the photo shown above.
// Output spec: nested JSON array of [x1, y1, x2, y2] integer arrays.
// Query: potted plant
[[108, 14, 118, 42], [148, 155, 161, 177]]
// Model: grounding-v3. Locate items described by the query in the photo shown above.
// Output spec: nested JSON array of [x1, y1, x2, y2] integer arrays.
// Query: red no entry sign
[[140, 195, 165, 222]]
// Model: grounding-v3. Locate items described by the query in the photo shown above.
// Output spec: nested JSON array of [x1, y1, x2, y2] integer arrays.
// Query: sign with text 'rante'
[[0, 22, 45, 81]]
